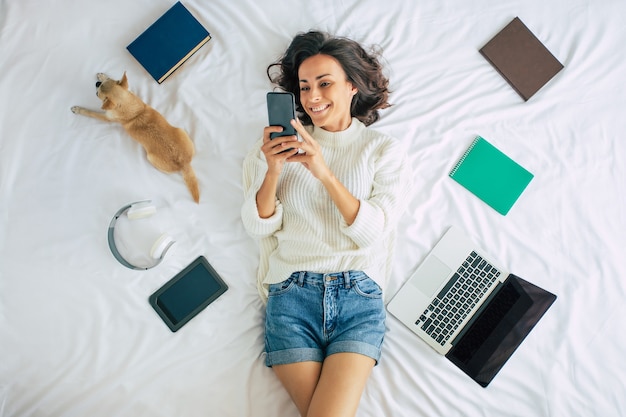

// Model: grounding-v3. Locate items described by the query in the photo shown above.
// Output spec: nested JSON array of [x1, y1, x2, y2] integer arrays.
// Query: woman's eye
[[300, 86, 310, 92]]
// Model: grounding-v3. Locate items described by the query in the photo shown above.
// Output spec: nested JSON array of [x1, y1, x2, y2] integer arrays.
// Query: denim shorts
[[264, 270, 386, 367]]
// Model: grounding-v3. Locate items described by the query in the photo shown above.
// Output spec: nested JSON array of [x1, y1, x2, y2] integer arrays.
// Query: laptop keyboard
[[415, 251, 501, 346]]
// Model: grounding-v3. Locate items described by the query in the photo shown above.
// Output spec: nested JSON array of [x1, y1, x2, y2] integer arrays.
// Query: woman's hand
[[255, 126, 299, 218], [261, 126, 300, 175], [286, 118, 332, 181]]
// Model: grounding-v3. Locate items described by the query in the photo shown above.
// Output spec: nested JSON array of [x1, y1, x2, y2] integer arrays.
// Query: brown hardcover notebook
[[480, 17, 564, 101]]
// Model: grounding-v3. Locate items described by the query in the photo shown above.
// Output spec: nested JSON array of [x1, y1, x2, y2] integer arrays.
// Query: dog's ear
[[101, 97, 115, 110], [119, 72, 129, 90]]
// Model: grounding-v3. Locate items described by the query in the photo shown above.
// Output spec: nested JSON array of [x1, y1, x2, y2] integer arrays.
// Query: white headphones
[[107, 200, 175, 270]]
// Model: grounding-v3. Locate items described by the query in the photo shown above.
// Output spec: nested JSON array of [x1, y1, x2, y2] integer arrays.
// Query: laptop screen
[[446, 274, 556, 387]]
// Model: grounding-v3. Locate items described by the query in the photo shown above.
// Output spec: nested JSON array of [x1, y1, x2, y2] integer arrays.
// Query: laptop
[[387, 226, 556, 387]]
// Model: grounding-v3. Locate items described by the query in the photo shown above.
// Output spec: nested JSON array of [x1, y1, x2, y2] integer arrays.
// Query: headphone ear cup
[[127, 202, 157, 220], [150, 233, 175, 259]]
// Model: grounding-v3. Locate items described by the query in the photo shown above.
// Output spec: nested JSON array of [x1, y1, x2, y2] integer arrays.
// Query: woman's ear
[[349, 83, 358, 97]]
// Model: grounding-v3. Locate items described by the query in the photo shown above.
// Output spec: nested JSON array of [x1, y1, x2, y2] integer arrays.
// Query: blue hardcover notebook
[[127, 2, 211, 83], [449, 136, 534, 215]]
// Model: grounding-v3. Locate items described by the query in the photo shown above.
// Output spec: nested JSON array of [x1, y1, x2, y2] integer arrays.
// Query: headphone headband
[[107, 200, 175, 270]]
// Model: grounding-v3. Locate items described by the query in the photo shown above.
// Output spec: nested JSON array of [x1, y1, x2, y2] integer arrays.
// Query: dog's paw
[[97, 73, 109, 82], [71, 106, 82, 114]]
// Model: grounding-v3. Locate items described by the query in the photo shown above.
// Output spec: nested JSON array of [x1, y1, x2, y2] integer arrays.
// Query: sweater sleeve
[[240, 139, 283, 239], [341, 137, 412, 248]]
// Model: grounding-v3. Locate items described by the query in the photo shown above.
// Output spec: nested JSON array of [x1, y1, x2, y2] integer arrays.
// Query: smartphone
[[149, 256, 228, 332], [266, 91, 298, 139]]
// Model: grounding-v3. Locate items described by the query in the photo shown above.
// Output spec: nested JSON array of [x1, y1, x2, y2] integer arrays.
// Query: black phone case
[[267, 92, 297, 139]]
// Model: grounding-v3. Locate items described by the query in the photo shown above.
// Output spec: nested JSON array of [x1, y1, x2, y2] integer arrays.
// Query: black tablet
[[149, 256, 228, 332]]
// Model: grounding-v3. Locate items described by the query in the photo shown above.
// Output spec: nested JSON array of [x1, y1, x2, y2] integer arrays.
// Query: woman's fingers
[[263, 126, 284, 142], [290, 118, 311, 144]]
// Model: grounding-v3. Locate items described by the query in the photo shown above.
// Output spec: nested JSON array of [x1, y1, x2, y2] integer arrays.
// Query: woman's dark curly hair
[[267, 31, 390, 126]]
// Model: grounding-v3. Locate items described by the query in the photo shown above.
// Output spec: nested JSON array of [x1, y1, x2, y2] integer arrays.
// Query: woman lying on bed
[[242, 30, 410, 417]]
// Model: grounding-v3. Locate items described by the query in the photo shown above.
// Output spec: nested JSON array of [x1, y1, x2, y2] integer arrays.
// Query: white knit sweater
[[241, 118, 411, 302]]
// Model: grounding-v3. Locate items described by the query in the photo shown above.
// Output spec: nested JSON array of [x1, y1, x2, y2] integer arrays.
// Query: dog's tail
[[182, 164, 200, 203]]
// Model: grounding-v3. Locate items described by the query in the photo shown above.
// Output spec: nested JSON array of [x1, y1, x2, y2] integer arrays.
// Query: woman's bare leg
[[307, 353, 375, 417], [273, 361, 323, 417]]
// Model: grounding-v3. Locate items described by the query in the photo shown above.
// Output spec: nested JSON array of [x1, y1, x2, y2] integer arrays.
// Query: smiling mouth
[[310, 104, 330, 114]]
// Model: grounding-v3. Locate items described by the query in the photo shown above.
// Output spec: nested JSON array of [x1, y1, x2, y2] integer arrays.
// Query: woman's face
[[298, 54, 357, 132]]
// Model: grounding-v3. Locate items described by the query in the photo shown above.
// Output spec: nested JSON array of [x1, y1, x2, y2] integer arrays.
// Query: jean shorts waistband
[[291, 270, 367, 288]]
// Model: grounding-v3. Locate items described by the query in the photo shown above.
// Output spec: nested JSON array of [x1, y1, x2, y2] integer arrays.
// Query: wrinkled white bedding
[[1, 0, 625, 416]]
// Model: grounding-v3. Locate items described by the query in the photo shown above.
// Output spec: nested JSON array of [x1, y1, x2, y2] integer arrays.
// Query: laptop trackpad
[[410, 256, 451, 297]]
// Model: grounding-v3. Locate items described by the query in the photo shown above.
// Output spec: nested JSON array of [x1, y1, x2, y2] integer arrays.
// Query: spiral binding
[[449, 136, 483, 177]]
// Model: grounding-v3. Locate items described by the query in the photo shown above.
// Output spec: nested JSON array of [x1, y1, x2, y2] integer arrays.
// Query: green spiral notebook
[[449, 136, 534, 215]]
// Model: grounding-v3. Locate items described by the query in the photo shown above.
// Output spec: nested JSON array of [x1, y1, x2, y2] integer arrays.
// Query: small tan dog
[[71, 72, 199, 203]]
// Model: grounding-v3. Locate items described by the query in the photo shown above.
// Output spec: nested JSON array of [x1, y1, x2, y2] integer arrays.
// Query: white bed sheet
[[1, 0, 625, 416]]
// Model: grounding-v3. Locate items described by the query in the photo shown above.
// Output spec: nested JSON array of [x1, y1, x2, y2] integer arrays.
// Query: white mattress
[[1, 0, 625, 416]]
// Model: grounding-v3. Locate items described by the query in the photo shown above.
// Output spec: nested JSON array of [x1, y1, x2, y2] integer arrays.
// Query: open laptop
[[387, 226, 556, 387]]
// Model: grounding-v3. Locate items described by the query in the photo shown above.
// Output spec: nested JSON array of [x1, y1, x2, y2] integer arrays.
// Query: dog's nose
[[96, 81, 102, 88]]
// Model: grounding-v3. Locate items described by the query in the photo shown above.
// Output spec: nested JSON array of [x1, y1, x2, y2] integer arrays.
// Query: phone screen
[[267, 92, 297, 139]]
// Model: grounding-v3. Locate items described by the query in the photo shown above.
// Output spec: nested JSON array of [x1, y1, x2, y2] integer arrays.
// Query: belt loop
[[343, 271, 351, 289], [298, 271, 306, 286]]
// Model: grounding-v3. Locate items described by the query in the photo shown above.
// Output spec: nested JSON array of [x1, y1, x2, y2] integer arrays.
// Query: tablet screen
[[149, 256, 228, 332]]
